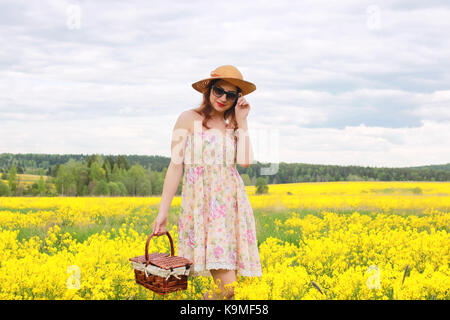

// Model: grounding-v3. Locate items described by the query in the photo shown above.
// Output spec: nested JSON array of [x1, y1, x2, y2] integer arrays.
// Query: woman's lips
[[217, 102, 225, 107]]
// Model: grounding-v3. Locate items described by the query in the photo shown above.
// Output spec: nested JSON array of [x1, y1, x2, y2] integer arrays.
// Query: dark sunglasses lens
[[227, 92, 238, 101], [213, 86, 224, 97]]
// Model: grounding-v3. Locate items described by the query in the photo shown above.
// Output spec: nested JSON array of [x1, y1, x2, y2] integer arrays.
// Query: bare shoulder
[[187, 108, 203, 121], [174, 110, 197, 132], [179, 109, 198, 121], [185, 109, 205, 132]]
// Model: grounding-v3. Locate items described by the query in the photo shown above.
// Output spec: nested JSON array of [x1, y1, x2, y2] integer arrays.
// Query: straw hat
[[192, 65, 256, 96]]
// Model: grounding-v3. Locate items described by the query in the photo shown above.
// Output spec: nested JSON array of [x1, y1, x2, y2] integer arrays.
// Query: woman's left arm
[[235, 94, 254, 168]]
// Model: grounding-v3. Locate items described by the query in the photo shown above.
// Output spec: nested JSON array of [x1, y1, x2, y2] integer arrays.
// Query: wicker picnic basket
[[129, 231, 193, 295]]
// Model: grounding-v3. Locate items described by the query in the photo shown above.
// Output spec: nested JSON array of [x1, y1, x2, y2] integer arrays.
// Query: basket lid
[[150, 255, 193, 270], [129, 232, 193, 268], [129, 252, 169, 264]]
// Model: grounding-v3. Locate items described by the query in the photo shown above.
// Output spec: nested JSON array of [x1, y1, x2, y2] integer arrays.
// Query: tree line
[[0, 155, 172, 197], [0, 153, 449, 197]]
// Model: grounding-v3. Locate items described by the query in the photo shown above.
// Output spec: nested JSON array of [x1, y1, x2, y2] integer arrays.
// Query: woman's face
[[209, 79, 239, 114]]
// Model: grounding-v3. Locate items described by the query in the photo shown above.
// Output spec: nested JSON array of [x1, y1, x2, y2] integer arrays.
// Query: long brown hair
[[194, 79, 242, 132]]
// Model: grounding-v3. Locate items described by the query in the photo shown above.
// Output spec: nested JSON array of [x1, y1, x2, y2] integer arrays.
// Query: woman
[[152, 65, 262, 300]]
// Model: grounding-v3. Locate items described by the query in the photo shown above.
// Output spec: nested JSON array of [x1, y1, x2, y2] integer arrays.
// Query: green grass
[[0, 207, 59, 214], [368, 187, 423, 195], [6, 204, 448, 249], [13, 205, 175, 243]]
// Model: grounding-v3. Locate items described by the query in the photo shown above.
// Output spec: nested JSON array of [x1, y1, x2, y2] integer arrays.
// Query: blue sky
[[1, 0, 449, 167]]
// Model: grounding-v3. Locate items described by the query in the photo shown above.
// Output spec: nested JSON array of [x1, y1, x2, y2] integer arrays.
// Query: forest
[[0, 153, 449, 197]]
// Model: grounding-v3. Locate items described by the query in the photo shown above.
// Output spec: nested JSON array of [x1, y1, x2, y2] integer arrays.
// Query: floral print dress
[[177, 128, 262, 277]]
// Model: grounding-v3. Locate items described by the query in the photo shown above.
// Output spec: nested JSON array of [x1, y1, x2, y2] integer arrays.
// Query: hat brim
[[192, 77, 256, 96]]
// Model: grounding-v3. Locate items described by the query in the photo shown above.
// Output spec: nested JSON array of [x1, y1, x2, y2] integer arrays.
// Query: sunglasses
[[211, 85, 239, 102]]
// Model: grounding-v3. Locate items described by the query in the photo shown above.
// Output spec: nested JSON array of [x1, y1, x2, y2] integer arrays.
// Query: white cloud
[[0, 0, 449, 167], [252, 120, 450, 167], [411, 90, 450, 121]]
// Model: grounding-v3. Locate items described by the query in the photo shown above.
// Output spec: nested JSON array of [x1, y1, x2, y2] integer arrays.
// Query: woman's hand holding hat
[[235, 93, 250, 126]]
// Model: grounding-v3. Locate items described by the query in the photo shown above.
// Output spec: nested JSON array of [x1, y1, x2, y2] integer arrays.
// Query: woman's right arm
[[153, 111, 192, 236]]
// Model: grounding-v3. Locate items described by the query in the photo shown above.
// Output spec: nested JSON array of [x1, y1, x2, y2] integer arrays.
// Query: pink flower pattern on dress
[[209, 198, 226, 220], [179, 219, 184, 233], [214, 246, 224, 259], [229, 251, 237, 265], [177, 129, 262, 277], [246, 229, 255, 244], [187, 166, 204, 185], [187, 230, 195, 248]]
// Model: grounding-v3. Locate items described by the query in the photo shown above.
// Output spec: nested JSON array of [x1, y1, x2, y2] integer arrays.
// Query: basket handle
[[145, 231, 175, 266]]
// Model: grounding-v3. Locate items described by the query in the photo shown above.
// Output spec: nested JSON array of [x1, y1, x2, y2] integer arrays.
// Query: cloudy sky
[[1, 0, 449, 168]]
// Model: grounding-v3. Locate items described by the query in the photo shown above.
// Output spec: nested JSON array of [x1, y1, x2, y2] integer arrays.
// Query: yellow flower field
[[0, 181, 448, 300]]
